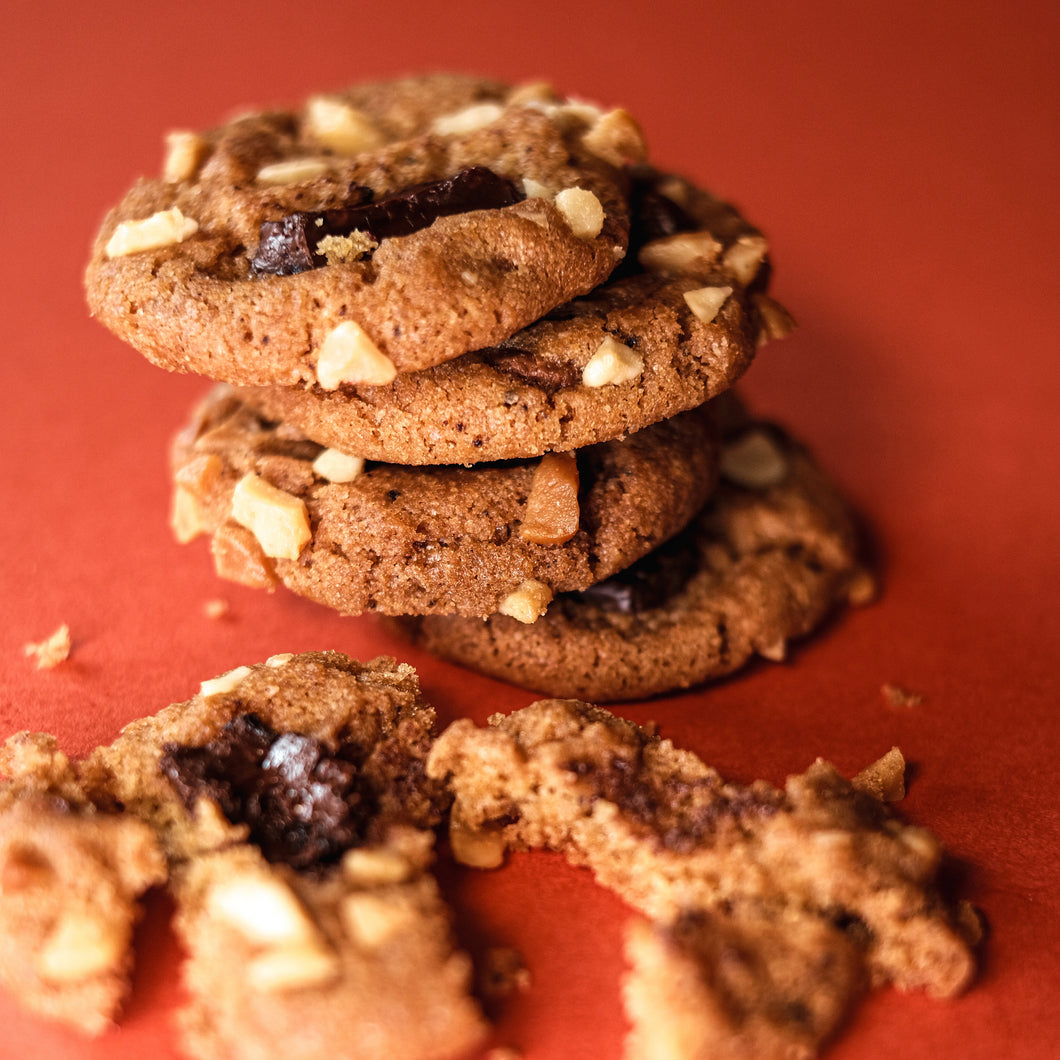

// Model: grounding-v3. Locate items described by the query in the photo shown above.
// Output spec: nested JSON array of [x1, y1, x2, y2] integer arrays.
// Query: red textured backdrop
[[0, 1, 1057, 1057]]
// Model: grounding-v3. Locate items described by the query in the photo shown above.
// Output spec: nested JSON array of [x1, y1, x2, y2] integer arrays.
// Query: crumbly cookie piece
[[391, 408, 868, 699], [622, 907, 864, 1060], [170, 386, 719, 620], [85, 74, 638, 385], [0, 734, 166, 1035], [241, 169, 790, 464], [86, 651, 487, 1059], [427, 699, 979, 1057]]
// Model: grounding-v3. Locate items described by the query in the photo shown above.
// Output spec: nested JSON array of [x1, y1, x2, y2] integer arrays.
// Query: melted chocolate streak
[[251, 165, 524, 276]]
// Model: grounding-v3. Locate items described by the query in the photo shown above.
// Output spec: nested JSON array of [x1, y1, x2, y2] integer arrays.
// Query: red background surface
[[1, 1, 1057, 1056]]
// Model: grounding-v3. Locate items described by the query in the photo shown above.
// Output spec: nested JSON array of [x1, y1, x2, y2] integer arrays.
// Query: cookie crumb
[[479, 946, 532, 1000], [203, 598, 230, 620], [882, 683, 924, 708], [23, 624, 71, 669], [486, 1048, 524, 1060]]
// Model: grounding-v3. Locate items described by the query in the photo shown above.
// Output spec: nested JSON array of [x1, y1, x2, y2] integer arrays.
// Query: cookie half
[[170, 386, 720, 619], [427, 699, 980, 1056], [390, 410, 872, 699], [85, 651, 487, 1060], [240, 169, 792, 464], [85, 75, 639, 385]]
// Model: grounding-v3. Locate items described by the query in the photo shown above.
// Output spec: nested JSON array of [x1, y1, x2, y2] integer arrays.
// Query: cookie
[[240, 168, 793, 465], [170, 386, 720, 619], [85, 75, 641, 386], [85, 651, 487, 1060], [0, 733, 166, 1036], [427, 699, 980, 1056], [390, 408, 870, 699]]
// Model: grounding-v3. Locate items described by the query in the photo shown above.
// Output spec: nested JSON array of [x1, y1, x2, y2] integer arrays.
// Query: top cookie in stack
[[85, 74, 866, 698]]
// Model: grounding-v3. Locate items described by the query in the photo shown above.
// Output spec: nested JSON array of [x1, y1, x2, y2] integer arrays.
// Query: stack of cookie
[[85, 74, 868, 701]]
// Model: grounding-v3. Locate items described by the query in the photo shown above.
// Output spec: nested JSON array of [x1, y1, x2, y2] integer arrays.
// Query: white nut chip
[[637, 230, 722, 275], [255, 157, 331, 186], [36, 911, 124, 984], [432, 102, 504, 136], [720, 429, 789, 489], [305, 95, 384, 155], [342, 847, 413, 887], [104, 207, 199, 258], [498, 579, 553, 624], [163, 130, 209, 183], [580, 107, 647, 167], [683, 285, 733, 324], [207, 873, 317, 947], [312, 447, 365, 483], [722, 234, 769, 285], [553, 187, 604, 240], [582, 335, 643, 387], [247, 942, 340, 992], [199, 664, 253, 699], [341, 892, 415, 949], [315, 321, 397, 389], [231, 473, 312, 561]]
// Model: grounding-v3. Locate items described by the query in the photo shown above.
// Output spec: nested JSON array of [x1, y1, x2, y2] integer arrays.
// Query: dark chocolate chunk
[[251, 166, 524, 275], [160, 713, 372, 869], [576, 534, 699, 614], [482, 346, 582, 392]]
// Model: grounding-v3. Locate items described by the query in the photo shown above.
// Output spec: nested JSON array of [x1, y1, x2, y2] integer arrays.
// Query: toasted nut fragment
[[758, 638, 787, 662], [752, 293, 797, 347], [305, 96, 384, 155], [315, 230, 377, 265], [520, 452, 580, 545], [203, 598, 229, 620], [36, 911, 124, 983], [341, 892, 415, 949], [163, 130, 209, 183], [231, 473, 312, 561], [853, 747, 907, 802], [255, 157, 331, 185], [720, 430, 789, 489], [199, 665, 253, 699], [498, 580, 553, 624], [315, 320, 398, 389], [637, 230, 723, 275], [171, 485, 206, 544], [449, 816, 507, 870], [342, 847, 414, 887], [683, 285, 733, 324], [207, 874, 317, 946], [312, 447, 366, 483], [580, 107, 647, 167], [846, 568, 878, 607], [175, 452, 224, 498], [899, 825, 941, 866], [432, 102, 505, 136], [266, 652, 294, 667], [23, 623, 71, 670], [522, 177, 553, 200], [507, 80, 558, 106], [881, 683, 924, 709], [582, 335, 643, 388], [211, 523, 279, 590], [247, 942, 340, 992], [104, 207, 198, 258], [722, 234, 769, 285], [553, 187, 604, 240]]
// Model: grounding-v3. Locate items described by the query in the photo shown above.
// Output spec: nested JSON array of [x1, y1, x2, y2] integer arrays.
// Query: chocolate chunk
[[251, 166, 524, 276], [576, 534, 699, 614], [483, 346, 582, 392], [160, 713, 371, 869]]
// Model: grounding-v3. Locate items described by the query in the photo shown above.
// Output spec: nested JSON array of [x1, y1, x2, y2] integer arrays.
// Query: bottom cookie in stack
[[390, 398, 873, 701]]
